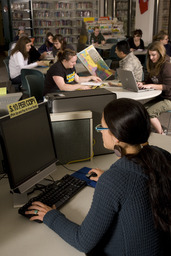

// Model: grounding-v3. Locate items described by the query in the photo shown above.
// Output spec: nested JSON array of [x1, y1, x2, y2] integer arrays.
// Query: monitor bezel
[[0, 102, 58, 194]]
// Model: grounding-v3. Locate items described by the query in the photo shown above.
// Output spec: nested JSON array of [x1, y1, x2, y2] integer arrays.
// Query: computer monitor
[[0, 102, 58, 206]]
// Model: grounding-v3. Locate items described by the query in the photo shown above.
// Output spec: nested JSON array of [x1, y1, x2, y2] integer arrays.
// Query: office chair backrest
[[3, 57, 10, 80], [21, 69, 44, 95], [25, 74, 45, 102]]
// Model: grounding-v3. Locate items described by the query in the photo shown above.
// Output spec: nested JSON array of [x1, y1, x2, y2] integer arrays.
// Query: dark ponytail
[[104, 98, 171, 232], [129, 145, 171, 232]]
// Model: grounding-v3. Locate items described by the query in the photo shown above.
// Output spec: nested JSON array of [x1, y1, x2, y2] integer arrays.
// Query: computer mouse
[[86, 172, 97, 179]]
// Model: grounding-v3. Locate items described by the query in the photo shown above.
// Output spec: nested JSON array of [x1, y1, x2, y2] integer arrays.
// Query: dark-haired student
[[9, 36, 46, 86], [43, 48, 102, 95], [115, 40, 143, 81], [38, 32, 54, 55], [26, 98, 171, 256], [52, 34, 74, 63], [127, 29, 145, 52]]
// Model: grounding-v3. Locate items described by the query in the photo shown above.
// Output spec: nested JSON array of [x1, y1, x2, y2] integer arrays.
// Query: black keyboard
[[18, 174, 87, 222]]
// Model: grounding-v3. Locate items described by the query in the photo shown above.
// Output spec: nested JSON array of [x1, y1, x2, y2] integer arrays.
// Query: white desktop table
[[0, 133, 171, 256], [103, 85, 162, 101]]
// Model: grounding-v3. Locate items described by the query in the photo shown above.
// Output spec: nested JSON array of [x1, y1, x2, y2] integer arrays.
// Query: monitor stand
[[12, 192, 28, 208]]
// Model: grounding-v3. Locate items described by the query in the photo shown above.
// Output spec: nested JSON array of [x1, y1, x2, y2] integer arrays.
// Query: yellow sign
[[0, 87, 7, 95], [7, 97, 38, 118], [84, 17, 95, 22]]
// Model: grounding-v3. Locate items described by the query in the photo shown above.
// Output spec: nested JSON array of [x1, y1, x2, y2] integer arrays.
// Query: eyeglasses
[[95, 124, 109, 132]]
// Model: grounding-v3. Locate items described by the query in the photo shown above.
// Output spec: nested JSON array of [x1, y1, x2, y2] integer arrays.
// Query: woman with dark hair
[[9, 36, 45, 85], [43, 48, 101, 95], [52, 34, 74, 62], [38, 32, 54, 54], [127, 29, 145, 65], [138, 41, 171, 134], [127, 29, 144, 51], [26, 98, 171, 256]]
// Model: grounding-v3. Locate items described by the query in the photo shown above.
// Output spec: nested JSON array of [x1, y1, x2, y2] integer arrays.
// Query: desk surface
[[35, 62, 88, 75], [103, 82, 162, 100], [133, 49, 147, 55], [0, 133, 171, 256], [94, 43, 114, 50]]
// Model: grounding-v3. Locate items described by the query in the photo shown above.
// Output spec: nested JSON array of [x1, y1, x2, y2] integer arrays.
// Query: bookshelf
[[32, 0, 99, 48], [10, 0, 33, 39], [85, 17, 125, 43]]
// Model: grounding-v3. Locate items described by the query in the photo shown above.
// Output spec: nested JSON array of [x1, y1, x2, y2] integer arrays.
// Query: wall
[[135, 0, 155, 46]]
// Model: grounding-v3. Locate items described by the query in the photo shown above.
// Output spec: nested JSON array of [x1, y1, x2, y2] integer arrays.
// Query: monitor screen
[[0, 102, 58, 194]]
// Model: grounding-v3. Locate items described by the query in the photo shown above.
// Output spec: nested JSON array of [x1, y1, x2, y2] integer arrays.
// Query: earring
[[114, 145, 123, 157]]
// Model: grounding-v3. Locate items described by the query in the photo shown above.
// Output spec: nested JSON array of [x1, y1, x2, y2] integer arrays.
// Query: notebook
[[117, 68, 154, 92]]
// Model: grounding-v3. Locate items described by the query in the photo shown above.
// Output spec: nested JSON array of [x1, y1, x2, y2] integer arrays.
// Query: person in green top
[[90, 26, 106, 45]]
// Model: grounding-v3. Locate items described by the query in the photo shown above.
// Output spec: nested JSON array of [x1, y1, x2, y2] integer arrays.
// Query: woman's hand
[[138, 83, 163, 90], [90, 76, 102, 82], [37, 60, 47, 66], [25, 201, 56, 222], [88, 168, 104, 182], [80, 85, 92, 90]]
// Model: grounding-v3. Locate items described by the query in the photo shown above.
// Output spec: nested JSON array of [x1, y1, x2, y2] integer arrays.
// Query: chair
[[25, 74, 45, 102], [21, 69, 45, 95], [3, 57, 21, 92], [106, 38, 118, 44]]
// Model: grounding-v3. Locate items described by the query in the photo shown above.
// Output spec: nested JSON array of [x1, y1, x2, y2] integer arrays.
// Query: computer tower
[[46, 88, 117, 155], [50, 111, 93, 164]]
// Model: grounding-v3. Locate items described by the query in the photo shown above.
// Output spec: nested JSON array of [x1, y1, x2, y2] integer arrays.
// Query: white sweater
[[9, 51, 38, 79]]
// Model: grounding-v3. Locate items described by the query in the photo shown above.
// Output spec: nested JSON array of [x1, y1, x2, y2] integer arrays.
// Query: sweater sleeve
[[15, 52, 38, 70], [160, 62, 171, 92], [43, 163, 129, 253]]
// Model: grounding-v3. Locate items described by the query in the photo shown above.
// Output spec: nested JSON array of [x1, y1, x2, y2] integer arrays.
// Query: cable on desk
[[66, 151, 94, 165]]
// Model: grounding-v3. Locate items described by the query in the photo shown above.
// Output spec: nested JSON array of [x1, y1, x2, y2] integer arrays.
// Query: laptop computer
[[117, 68, 154, 92]]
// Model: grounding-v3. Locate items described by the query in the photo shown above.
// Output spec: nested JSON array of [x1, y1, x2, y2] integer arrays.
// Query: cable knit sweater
[[44, 147, 171, 256], [119, 52, 143, 82]]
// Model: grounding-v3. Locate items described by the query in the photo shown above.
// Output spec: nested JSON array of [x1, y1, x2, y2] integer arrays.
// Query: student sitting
[[38, 32, 54, 55], [127, 29, 145, 65], [127, 29, 145, 51], [26, 98, 171, 256], [138, 41, 171, 134], [13, 26, 25, 41], [52, 34, 74, 63], [115, 40, 143, 81], [9, 36, 45, 86], [90, 26, 105, 45], [43, 48, 101, 95], [153, 30, 171, 57]]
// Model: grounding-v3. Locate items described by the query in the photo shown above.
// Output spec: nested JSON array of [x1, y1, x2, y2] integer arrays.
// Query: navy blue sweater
[[44, 149, 171, 255]]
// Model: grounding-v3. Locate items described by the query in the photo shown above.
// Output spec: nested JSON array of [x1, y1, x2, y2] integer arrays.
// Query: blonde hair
[[146, 41, 166, 77], [153, 30, 168, 42]]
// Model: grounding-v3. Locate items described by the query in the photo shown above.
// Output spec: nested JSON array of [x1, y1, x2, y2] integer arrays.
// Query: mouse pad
[[71, 167, 96, 188]]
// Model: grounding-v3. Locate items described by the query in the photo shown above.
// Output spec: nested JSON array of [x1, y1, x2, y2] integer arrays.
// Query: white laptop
[[117, 68, 154, 92]]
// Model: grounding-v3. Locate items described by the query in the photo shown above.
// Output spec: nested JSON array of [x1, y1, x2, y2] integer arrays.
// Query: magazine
[[77, 45, 113, 81]]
